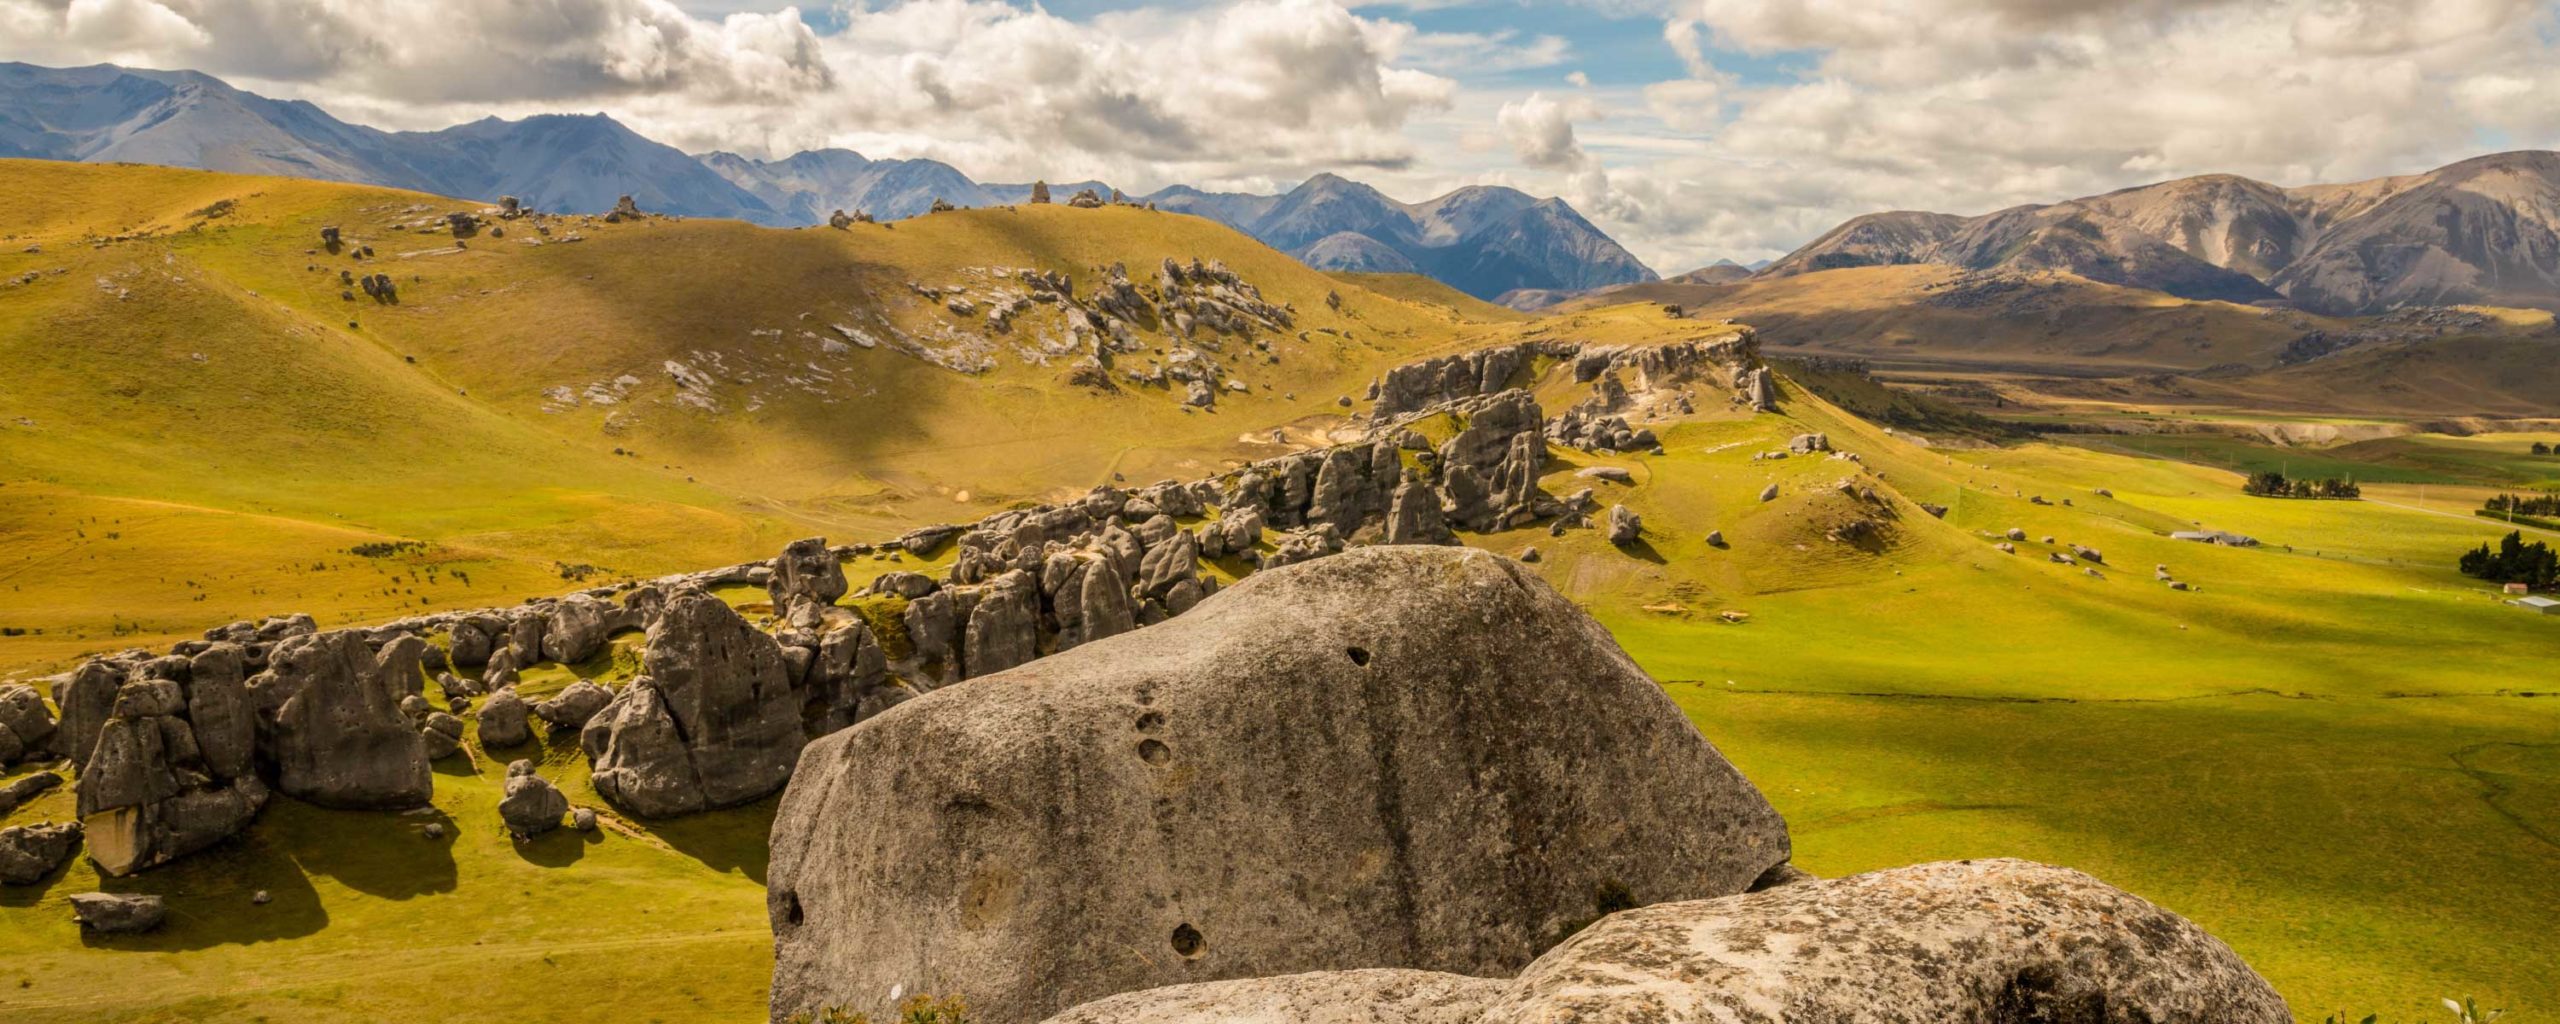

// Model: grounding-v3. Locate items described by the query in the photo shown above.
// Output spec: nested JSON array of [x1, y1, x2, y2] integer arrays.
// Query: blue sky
[[11, 0, 2558, 272]]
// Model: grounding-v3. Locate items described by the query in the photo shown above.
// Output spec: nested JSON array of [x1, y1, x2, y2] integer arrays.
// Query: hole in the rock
[[1135, 711, 1166, 733], [1137, 738, 1172, 765], [1170, 922, 1205, 958], [1346, 646, 1370, 667], [779, 890, 804, 927]]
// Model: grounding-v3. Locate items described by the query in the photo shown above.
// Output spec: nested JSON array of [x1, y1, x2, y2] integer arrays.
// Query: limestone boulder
[[962, 570, 1041, 679], [769, 537, 850, 625], [52, 660, 126, 769], [767, 546, 1788, 1023], [499, 760, 569, 836], [69, 892, 165, 934], [477, 687, 533, 749], [0, 683, 57, 765], [1475, 859, 2291, 1024], [583, 589, 802, 818], [249, 631, 433, 810], [1045, 970, 1504, 1024], [542, 595, 619, 665], [534, 681, 612, 731], [1, 770, 63, 816], [0, 821, 82, 884]]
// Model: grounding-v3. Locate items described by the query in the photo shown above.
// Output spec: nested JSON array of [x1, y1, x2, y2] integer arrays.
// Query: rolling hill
[[1762, 151, 2560, 315], [0, 158, 1532, 672]]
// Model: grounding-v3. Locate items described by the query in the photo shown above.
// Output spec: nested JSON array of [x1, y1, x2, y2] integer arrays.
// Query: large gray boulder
[[962, 570, 1041, 678], [1044, 969, 1504, 1024], [77, 680, 271, 875], [185, 644, 256, 780], [249, 631, 433, 810], [476, 687, 533, 749], [52, 660, 125, 768], [583, 589, 802, 818], [0, 821, 82, 885], [0, 770, 63, 816], [767, 547, 1788, 1023], [534, 680, 613, 731], [1474, 859, 2291, 1024], [498, 760, 569, 836], [541, 595, 619, 665], [0, 682, 57, 764], [769, 537, 849, 626], [69, 891, 165, 934]]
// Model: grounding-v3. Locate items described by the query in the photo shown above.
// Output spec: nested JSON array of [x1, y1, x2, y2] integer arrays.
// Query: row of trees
[[2243, 471, 2361, 499], [2459, 531, 2559, 590], [2483, 492, 2560, 518]]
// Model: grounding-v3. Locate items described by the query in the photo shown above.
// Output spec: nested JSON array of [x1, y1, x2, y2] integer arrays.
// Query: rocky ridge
[[8, 327, 1769, 874]]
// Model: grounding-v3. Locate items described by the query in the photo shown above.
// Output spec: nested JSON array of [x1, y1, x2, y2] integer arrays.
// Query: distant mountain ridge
[[1763, 152, 2560, 315], [0, 61, 1652, 303]]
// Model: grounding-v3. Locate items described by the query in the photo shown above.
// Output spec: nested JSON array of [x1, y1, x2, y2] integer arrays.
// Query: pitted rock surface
[[766, 546, 1787, 1024], [1043, 969, 1505, 1024], [1474, 858, 2292, 1024]]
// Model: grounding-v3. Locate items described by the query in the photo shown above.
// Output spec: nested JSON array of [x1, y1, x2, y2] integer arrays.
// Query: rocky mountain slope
[[1762, 151, 2560, 315], [0, 62, 784, 224], [0, 62, 1650, 305]]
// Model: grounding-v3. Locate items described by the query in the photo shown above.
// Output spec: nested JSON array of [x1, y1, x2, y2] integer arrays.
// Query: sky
[[5, 0, 2559, 272]]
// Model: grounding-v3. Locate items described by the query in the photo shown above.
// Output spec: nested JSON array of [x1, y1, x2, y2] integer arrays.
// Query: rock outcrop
[[498, 760, 569, 836], [249, 631, 433, 810], [1472, 859, 2291, 1023], [1044, 969, 1504, 1024], [767, 547, 1788, 1023], [75, 649, 272, 875], [584, 589, 803, 818], [0, 682, 57, 764], [69, 892, 165, 934], [0, 770, 63, 816], [0, 821, 82, 885]]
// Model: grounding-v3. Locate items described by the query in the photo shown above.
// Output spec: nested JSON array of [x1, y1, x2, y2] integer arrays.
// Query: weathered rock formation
[[1044, 969, 1504, 1024], [499, 760, 569, 836], [0, 770, 63, 816], [0, 821, 82, 884], [1471, 859, 2291, 1023], [69, 892, 165, 934], [583, 590, 803, 818], [767, 547, 1789, 1023], [249, 631, 433, 810], [75, 648, 272, 875], [0, 682, 57, 764]]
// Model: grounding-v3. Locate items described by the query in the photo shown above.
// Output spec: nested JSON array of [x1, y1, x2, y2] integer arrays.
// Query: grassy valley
[[2, 163, 2557, 1024]]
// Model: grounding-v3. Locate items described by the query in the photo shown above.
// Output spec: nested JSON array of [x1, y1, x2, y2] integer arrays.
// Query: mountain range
[[0, 61, 1653, 303], [1762, 152, 2560, 316]]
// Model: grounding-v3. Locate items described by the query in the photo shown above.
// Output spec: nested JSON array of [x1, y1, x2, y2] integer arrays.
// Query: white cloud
[[1497, 91, 1600, 170], [9, 0, 2560, 276]]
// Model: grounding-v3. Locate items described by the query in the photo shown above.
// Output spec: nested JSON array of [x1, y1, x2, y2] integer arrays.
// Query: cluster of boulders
[[1370, 331, 1768, 450], [766, 547, 2292, 1024], [69, 648, 270, 875], [3, 331, 1768, 881]]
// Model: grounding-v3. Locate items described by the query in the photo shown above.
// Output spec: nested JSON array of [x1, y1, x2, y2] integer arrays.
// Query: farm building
[[2508, 582, 2534, 596], [2519, 596, 2560, 615]]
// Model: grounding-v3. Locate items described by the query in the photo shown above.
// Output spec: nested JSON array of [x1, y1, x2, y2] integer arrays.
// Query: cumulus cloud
[[1563, 0, 2560, 271], [0, 0, 1457, 191], [8, 0, 2560, 276], [1497, 91, 1600, 170]]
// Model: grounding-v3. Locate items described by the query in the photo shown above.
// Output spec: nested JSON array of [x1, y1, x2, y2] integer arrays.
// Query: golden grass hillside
[[0, 159, 1517, 674]]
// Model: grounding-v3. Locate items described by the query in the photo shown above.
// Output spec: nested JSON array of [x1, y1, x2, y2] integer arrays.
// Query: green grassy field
[[2, 162, 2555, 1024]]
